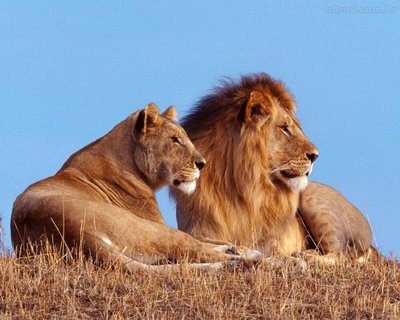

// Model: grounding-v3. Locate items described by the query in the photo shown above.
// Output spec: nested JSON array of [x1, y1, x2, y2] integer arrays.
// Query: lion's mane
[[173, 74, 308, 255]]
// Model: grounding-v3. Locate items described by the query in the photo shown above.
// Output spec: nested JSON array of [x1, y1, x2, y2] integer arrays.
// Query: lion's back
[[300, 182, 372, 253]]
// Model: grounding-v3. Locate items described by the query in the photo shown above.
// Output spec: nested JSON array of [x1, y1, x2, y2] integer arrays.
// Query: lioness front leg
[[193, 235, 263, 261], [69, 200, 261, 270]]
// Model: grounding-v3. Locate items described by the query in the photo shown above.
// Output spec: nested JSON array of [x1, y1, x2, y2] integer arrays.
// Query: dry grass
[[0, 220, 399, 319], [0, 244, 398, 320]]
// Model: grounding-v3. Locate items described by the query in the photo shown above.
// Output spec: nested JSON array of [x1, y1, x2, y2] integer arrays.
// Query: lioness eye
[[172, 136, 182, 144]]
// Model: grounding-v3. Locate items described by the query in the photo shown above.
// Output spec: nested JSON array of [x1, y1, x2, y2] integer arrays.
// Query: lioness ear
[[162, 106, 177, 122], [135, 103, 160, 134], [238, 91, 270, 123]]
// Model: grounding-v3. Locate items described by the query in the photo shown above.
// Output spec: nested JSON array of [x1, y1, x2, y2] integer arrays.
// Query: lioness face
[[161, 119, 206, 195], [134, 104, 206, 194], [241, 91, 318, 192]]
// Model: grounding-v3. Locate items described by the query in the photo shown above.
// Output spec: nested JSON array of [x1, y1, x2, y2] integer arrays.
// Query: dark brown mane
[[182, 73, 296, 136]]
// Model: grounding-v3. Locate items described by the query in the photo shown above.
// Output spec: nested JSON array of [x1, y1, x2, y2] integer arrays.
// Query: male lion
[[172, 74, 374, 262], [11, 103, 259, 271]]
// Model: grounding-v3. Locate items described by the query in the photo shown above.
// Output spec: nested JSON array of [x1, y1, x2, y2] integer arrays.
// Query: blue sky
[[1, 1, 399, 256]]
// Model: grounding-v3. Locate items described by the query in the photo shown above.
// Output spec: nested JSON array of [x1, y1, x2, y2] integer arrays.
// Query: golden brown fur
[[11, 103, 260, 271], [299, 182, 373, 259], [172, 73, 374, 261]]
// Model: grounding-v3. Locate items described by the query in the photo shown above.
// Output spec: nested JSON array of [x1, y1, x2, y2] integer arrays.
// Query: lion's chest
[[229, 195, 305, 256]]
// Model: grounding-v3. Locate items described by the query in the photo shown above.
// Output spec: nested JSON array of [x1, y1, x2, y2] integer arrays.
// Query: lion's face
[[240, 90, 318, 192], [134, 104, 205, 194]]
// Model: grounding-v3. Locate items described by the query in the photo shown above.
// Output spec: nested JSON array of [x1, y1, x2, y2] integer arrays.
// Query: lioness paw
[[212, 244, 239, 255]]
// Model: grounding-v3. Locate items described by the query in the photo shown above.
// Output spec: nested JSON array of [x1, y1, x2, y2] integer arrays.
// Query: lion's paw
[[292, 250, 337, 266]]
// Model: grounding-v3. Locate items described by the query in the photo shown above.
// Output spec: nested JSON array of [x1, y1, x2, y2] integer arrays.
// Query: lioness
[[11, 103, 259, 271], [172, 74, 374, 262]]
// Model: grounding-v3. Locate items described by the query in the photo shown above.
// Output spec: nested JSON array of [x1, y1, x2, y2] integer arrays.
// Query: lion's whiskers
[[270, 163, 291, 175]]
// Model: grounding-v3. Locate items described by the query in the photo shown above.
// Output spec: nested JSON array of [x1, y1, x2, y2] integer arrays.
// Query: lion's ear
[[135, 103, 160, 134], [162, 106, 177, 122], [238, 91, 271, 123]]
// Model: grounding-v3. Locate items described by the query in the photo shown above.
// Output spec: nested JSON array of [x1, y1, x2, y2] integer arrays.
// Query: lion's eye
[[172, 136, 182, 144], [281, 125, 291, 135]]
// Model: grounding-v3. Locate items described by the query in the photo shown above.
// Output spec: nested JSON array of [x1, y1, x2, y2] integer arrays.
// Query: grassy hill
[[0, 244, 398, 319]]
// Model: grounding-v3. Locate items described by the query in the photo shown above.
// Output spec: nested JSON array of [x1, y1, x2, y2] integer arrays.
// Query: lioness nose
[[306, 152, 319, 163], [195, 158, 206, 170]]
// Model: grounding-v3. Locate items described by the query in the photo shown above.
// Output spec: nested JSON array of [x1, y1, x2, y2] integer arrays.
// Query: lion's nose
[[306, 152, 319, 163], [195, 158, 206, 170]]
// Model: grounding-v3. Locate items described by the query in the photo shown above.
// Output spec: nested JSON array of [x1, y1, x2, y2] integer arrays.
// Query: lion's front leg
[[194, 235, 235, 246]]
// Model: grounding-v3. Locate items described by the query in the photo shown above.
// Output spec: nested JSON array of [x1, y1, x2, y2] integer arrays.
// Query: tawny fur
[[299, 182, 373, 256], [172, 73, 374, 260], [11, 104, 259, 271]]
